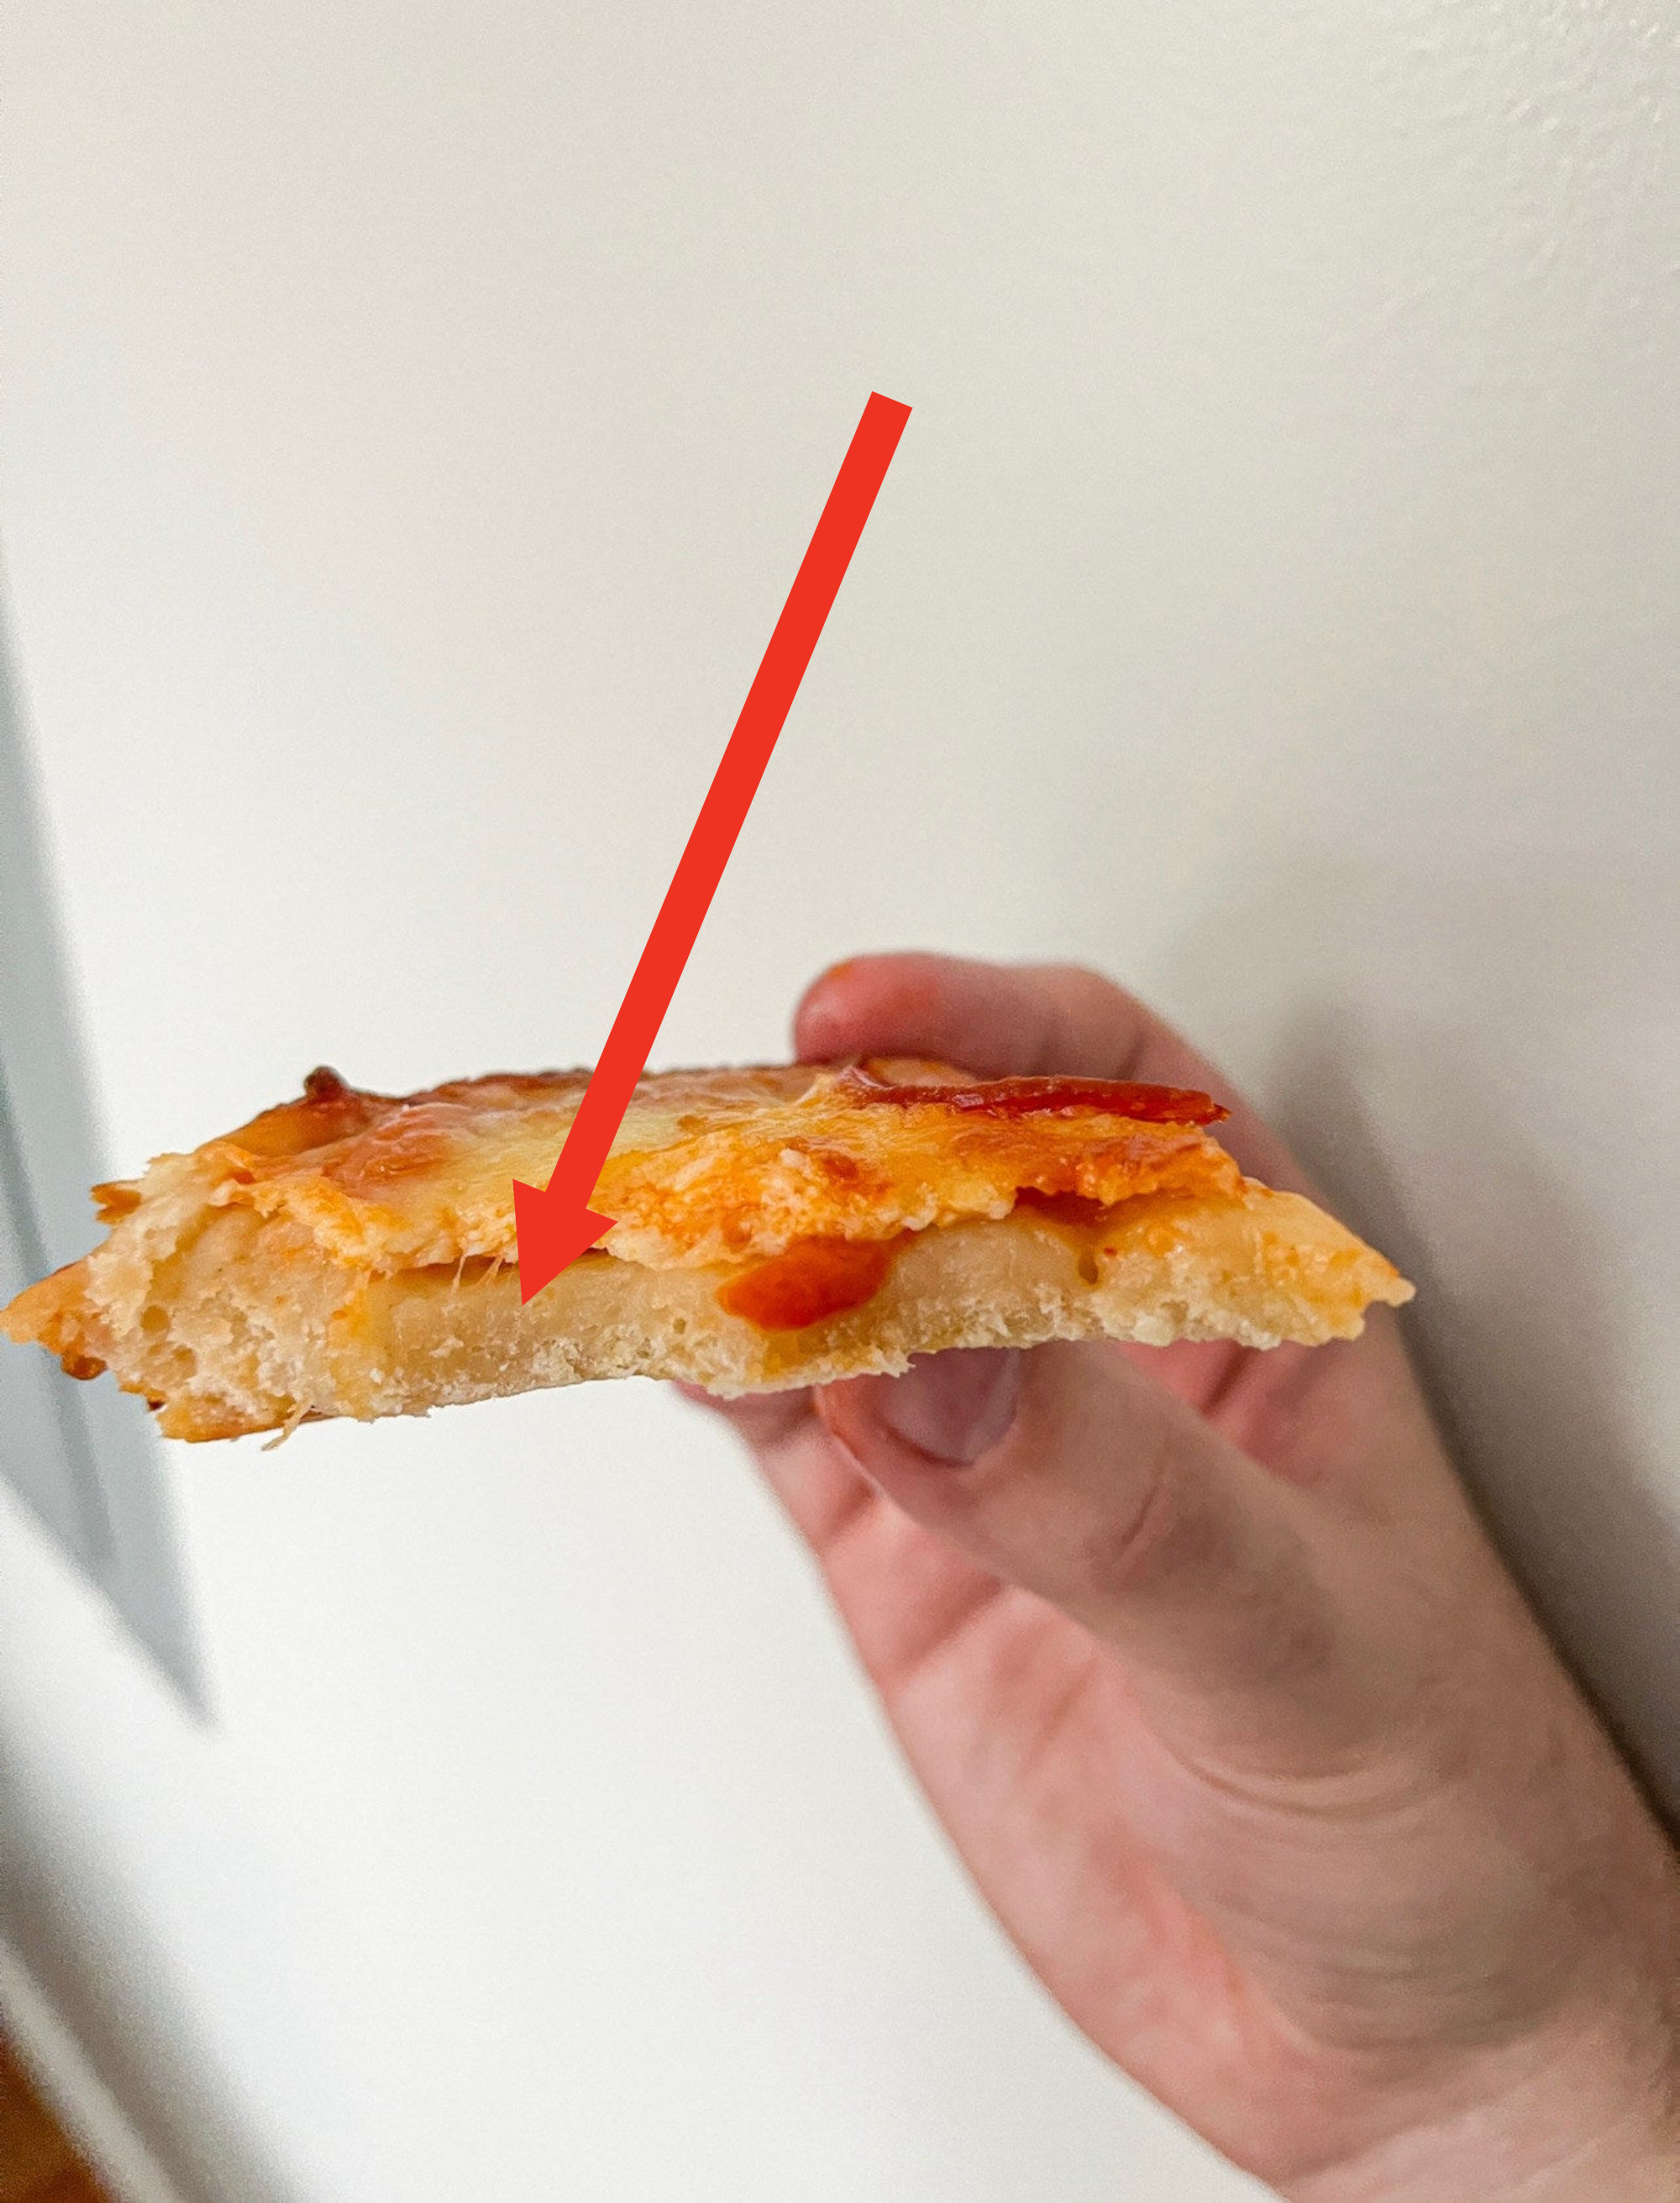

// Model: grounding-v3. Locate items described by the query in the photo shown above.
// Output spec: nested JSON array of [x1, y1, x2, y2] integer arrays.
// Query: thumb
[[817, 1344, 1418, 1776]]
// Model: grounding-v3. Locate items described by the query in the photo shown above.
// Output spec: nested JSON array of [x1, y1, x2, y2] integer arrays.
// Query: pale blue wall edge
[[0, 589, 202, 1707]]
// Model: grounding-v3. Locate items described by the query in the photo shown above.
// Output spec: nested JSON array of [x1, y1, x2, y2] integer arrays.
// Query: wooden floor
[[0, 2039, 112, 2203]]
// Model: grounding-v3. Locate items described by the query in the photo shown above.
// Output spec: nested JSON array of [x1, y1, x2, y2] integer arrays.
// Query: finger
[[816, 1343, 1427, 1774], [795, 952, 1308, 1193]]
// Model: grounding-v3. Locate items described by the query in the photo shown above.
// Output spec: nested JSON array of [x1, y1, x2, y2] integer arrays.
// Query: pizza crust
[[3, 1060, 1413, 1442]]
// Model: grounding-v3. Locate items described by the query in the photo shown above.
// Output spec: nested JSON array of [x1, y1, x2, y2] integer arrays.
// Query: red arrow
[[514, 391, 912, 1300]]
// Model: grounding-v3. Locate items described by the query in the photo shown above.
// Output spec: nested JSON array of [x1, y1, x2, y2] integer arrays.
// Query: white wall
[[3, 4, 1677, 2198]]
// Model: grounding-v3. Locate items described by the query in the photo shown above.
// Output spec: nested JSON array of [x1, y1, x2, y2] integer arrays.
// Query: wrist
[[1286, 2012, 1679, 2203]]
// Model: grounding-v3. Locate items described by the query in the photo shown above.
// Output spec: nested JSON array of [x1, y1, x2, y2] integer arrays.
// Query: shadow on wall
[[1154, 849, 1680, 1818]]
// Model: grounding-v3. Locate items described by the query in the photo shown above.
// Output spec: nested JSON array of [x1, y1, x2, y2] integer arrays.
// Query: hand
[[686, 954, 1680, 2200]]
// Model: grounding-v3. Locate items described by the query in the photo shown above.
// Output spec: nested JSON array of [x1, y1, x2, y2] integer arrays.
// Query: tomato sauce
[[717, 1236, 896, 1332]]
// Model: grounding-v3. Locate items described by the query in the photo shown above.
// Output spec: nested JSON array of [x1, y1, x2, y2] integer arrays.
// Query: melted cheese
[[89, 1057, 1244, 1275]]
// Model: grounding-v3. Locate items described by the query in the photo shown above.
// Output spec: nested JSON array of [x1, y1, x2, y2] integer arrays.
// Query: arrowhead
[[512, 1178, 616, 1303]]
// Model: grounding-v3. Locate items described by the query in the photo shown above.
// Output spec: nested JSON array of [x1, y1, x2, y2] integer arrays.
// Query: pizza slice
[[2, 1057, 1412, 1442]]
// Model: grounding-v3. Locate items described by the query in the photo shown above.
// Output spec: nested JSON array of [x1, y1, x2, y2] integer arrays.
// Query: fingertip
[[819, 1351, 1023, 1472], [794, 952, 955, 1060], [799, 952, 1068, 1080]]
